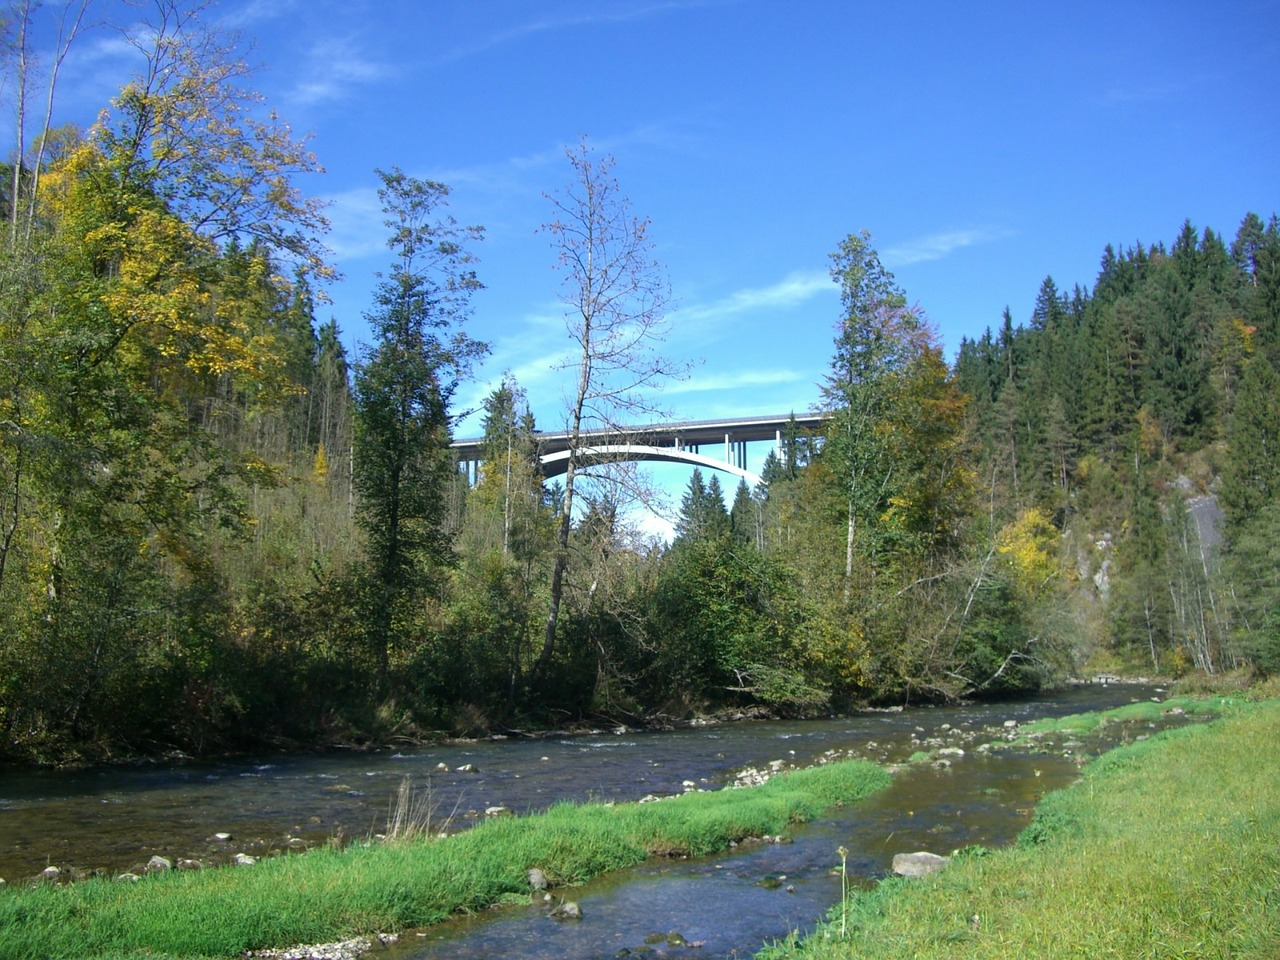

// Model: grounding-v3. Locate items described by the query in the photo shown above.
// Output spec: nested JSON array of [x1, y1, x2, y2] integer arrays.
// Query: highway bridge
[[451, 413, 827, 488]]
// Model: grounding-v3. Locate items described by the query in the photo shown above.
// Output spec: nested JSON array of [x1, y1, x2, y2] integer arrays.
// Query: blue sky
[[10, 0, 1279, 533]]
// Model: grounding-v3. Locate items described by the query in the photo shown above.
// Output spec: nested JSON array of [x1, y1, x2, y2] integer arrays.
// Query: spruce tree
[[352, 168, 485, 690], [1222, 353, 1280, 532]]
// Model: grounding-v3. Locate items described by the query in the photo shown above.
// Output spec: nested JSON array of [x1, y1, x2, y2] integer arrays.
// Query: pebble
[[249, 937, 372, 960]]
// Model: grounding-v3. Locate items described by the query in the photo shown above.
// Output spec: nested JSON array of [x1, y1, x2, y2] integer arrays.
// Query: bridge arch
[[538, 444, 763, 488]]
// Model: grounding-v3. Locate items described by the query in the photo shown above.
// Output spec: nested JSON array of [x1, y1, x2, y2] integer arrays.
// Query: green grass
[[0, 759, 890, 960], [760, 698, 1280, 960], [1017, 692, 1242, 736]]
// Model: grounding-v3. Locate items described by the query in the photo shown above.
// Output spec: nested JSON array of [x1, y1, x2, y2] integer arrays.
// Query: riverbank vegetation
[[0, 759, 891, 959], [758, 697, 1280, 960], [4, 2, 1280, 766]]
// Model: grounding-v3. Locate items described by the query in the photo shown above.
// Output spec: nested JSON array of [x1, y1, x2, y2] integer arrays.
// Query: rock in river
[[550, 900, 582, 920], [891, 851, 949, 877]]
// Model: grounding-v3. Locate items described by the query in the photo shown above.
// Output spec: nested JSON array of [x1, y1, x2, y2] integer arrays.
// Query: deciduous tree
[[535, 138, 680, 687]]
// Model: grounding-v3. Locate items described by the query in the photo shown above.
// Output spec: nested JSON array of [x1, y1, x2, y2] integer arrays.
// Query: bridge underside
[[538, 445, 763, 488], [452, 413, 827, 489]]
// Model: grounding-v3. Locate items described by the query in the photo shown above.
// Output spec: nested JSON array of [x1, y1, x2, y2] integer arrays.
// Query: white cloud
[[438, 1, 741, 65], [673, 270, 832, 326], [882, 227, 1012, 267], [664, 369, 805, 395], [288, 38, 393, 106], [220, 0, 300, 29], [322, 184, 386, 260]]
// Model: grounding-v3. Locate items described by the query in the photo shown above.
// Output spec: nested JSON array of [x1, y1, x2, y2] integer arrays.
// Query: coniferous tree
[[729, 479, 759, 548], [352, 168, 485, 691], [1221, 352, 1280, 533], [822, 230, 922, 597]]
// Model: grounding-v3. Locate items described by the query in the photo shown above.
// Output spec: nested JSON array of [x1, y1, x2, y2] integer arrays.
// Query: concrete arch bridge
[[452, 413, 826, 489]]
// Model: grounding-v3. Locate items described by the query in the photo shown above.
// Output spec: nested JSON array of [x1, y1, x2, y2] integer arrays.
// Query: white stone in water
[[527, 867, 548, 890], [484, 806, 511, 817], [232, 853, 257, 866], [213, 832, 233, 841], [145, 856, 172, 873], [1003, 720, 1018, 728], [40, 866, 60, 879], [937, 747, 965, 757], [457, 763, 477, 773], [116, 872, 141, 883], [551, 900, 582, 920], [435, 762, 449, 772]]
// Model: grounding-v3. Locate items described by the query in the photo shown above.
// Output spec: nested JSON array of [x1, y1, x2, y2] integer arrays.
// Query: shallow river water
[[1, 683, 1168, 957]]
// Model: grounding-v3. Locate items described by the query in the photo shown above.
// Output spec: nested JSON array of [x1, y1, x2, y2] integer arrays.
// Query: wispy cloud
[[674, 270, 832, 326], [289, 38, 394, 106], [882, 227, 1012, 267], [438, 0, 739, 65], [220, 0, 300, 30], [323, 184, 386, 260], [664, 369, 805, 395]]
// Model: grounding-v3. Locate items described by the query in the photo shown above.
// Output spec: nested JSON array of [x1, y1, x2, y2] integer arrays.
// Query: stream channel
[[1, 683, 1170, 957]]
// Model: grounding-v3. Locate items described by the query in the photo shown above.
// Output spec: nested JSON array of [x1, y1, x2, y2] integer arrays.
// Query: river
[[1, 683, 1170, 957]]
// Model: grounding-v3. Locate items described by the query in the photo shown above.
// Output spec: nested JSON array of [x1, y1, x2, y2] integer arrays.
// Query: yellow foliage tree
[[996, 507, 1060, 600]]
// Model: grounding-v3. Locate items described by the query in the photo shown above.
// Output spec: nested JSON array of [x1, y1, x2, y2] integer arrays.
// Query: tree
[[1221, 352, 1280, 533], [673, 468, 731, 544], [822, 230, 927, 598], [0, 1, 340, 758], [534, 138, 680, 687], [93, 0, 330, 276], [729, 478, 759, 548], [352, 167, 485, 691], [3, 0, 92, 242]]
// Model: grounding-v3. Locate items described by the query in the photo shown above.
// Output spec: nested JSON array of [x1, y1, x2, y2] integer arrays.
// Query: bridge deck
[[451, 412, 826, 459]]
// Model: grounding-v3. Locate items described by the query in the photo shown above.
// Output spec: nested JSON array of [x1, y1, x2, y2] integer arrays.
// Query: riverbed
[[1, 683, 1173, 957]]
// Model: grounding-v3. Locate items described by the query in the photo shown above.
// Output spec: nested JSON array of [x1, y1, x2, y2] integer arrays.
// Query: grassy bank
[[0, 759, 889, 960], [1015, 692, 1244, 737], [761, 698, 1280, 959]]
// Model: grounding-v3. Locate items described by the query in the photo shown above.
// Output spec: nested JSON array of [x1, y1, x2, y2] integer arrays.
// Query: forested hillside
[[2, 5, 1277, 765]]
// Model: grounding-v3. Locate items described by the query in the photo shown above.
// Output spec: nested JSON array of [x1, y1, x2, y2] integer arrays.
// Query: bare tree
[[533, 137, 681, 687], [4, 0, 93, 243]]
